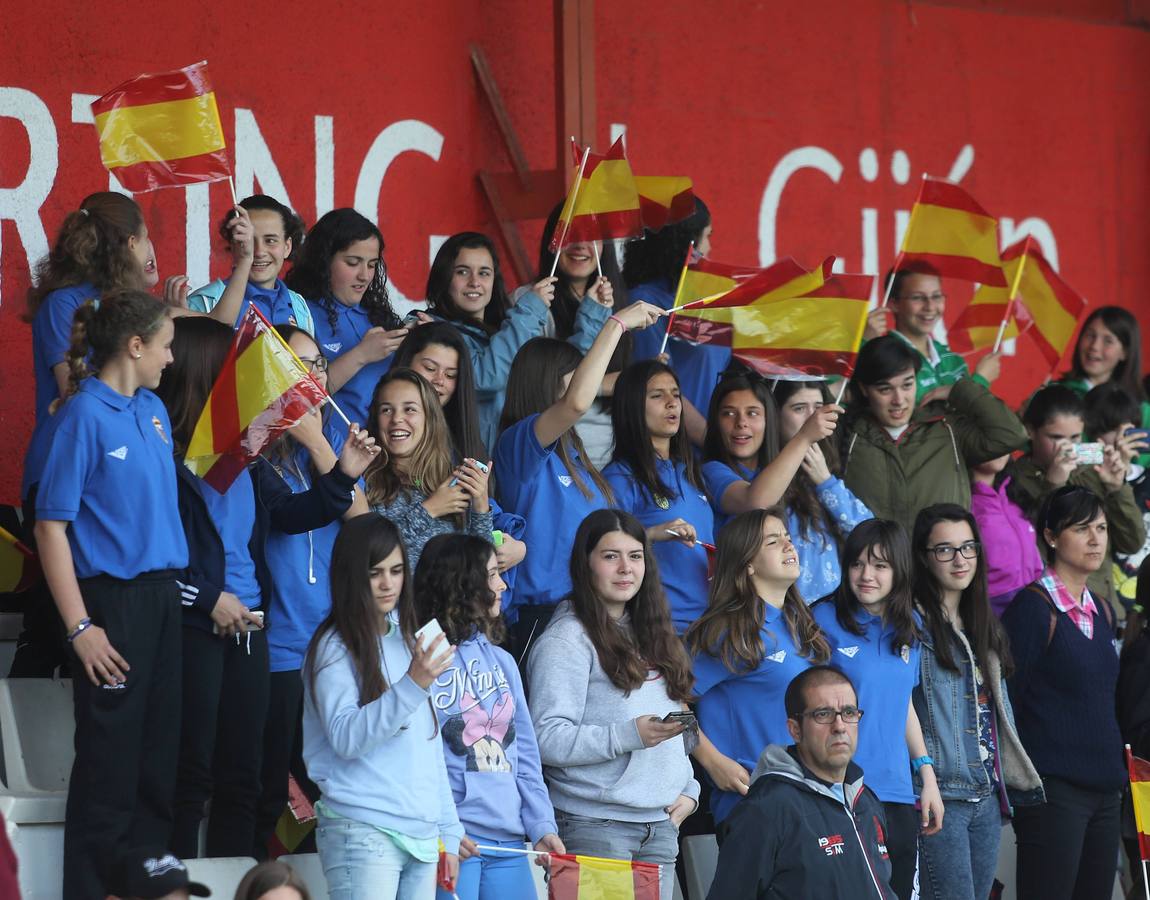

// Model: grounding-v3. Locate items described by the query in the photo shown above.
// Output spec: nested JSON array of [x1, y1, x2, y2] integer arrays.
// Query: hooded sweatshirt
[[527, 601, 699, 821], [707, 744, 896, 900], [430, 631, 557, 843]]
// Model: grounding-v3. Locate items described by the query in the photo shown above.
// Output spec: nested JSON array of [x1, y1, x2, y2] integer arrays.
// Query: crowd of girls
[[20, 188, 1150, 900]]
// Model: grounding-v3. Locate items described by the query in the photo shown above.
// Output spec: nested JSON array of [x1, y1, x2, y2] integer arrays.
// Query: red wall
[[2, 1, 1148, 503]]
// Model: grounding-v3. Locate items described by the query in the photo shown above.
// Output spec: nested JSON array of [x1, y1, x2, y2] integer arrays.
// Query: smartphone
[[401, 311, 423, 327], [662, 710, 698, 728], [1124, 428, 1150, 443], [213, 609, 264, 635], [415, 617, 445, 650], [449, 458, 490, 488], [1070, 442, 1104, 466]]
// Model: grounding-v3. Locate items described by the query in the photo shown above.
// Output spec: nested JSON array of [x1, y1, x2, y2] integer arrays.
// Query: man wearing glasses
[[879, 266, 1001, 408], [707, 666, 896, 899]]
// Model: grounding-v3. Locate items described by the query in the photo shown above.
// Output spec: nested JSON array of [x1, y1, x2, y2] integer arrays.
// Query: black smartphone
[[662, 710, 697, 728]]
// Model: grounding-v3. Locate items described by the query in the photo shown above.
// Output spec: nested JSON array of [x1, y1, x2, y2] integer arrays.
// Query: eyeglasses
[[925, 541, 981, 562], [801, 706, 864, 725], [298, 356, 329, 374], [897, 292, 946, 304]]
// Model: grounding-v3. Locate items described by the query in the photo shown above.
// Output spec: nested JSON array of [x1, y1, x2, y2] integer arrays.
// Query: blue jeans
[[437, 836, 536, 900], [555, 809, 678, 900], [918, 795, 1003, 900], [317, 816, 437, 900]]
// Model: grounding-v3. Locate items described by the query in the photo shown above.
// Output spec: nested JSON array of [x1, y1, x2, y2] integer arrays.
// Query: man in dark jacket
[[707, 666, 896, 899]]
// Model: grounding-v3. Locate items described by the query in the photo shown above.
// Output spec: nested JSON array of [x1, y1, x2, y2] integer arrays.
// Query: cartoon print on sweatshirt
[[442, 690, 516, 772]]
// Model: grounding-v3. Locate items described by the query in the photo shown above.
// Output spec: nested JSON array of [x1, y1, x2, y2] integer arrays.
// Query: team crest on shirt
[[766, 650, 787, 663], [837, 646, 860, 659], [106, 446, 128, 460], [900, 645, 910, 664], [558, 475, 573, 487], [152, 416, 169, 444], [323, 342, 342, 353], [655, 495, 670, 510]]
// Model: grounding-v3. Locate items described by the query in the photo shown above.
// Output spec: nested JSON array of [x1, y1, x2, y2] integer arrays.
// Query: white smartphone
[[415, 617, 445, 650]]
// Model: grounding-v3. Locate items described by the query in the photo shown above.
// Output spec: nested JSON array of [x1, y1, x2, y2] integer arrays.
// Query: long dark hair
[[1068, 306, 1145, 402], [622, 197, 710, 289], [912, 504, 1012, 676], [233, 860, 311, 900], [611, 360, 703, 501], [65, 289, 168, 391], [154, 317, 234, 454], [425, 232, 511, 335], [414, 533, 505, 646], [392, 322, 487, 461], [27, 192, 146, 320], [824, 518, 919, 652], [1038, 485, 1106, 565], [702, 374, 781, 471], [305, 514, 417, 707], [218, 194, 305, 261], [284, 209, 398, 331], [500, 337, 614, 502], [686, 508, 830, 672], [566, 509, 693, 701]]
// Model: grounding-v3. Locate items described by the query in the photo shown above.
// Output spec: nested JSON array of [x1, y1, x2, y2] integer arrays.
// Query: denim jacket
[[913, 625, 1044, 810]]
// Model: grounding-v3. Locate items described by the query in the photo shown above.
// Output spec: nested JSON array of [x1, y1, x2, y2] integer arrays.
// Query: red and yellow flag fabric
[[90, 60, 230, 193], [547, 852, 660, 900], [949, 237, 1087, 367], [185, 305, 328, 492], [550, 137, 643, 250], [1127, 747, 1150, 860], [634, 175, 695, 232], [676, 257, 769, 308], [669, 262, 869, 379], [898, 177, 1007, 286]]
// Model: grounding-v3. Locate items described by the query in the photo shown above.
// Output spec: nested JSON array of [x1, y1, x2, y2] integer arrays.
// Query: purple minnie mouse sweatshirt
[[429, 631, 558, 844]]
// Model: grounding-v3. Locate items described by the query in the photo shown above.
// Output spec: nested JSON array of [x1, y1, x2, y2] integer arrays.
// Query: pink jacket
[[970, 478, 1044, 613]]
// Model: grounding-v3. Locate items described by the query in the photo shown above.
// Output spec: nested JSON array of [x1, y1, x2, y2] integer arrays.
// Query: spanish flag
[[634, 175, 695, 232], [90, 60, 230, 193], [949, 237, 1086, 368], [676, 257, 769, 308], [185, 305, 328, 492], [898, 177, 1007, 286], [548, 852, 660, 900], [1127, 746, 1150, 860], [550, 137, 643, 250]]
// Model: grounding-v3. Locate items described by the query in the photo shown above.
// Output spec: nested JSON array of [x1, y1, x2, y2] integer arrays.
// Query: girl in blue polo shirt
[[685, 508, 830, 824], [811, 518, 943, 900], [494, 301, 665, 658], [188, 195, 314, 335], [425, 232, 556, 451], [35, 289, 187, 899], [603, 360, 714, 632], [701, 375, 867, 602], [285, 209, 411, 425], [252, 325, 380, 858], [625, 197, 714, 443]]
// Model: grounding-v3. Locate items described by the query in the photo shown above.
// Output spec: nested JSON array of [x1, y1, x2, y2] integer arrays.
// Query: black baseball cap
[[109, 848, 211, 898]]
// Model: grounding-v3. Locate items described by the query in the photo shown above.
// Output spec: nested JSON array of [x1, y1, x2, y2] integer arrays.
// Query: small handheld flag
[[548, 852, 660, 900], [91, 60, 231, 193], [550, 137, 643, 251]]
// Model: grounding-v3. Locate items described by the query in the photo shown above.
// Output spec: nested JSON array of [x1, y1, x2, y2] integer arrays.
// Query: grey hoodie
[[526, 601, 699, 822]]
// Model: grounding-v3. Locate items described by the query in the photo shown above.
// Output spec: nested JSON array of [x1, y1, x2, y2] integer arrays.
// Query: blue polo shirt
[[811, 599, 922, 804], [603, 458, 714, 632], [24, 283, 99, 498], [494, 414, 610, 622], [630, 278, 730, 419], [701, 459, 755, 533], [692, 602, 813, 822], [265, 422, 349, 671], [188, 278, 314, 335], [307, 299, 392, 426], [36, 379, 188, 579], [196, 470, 261, 609]]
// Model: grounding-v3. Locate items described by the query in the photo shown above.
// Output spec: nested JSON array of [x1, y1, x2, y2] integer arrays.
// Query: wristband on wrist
[[608, 314, 627, 333], [67, 618, 93, 642], [911, 755, 934, 774]]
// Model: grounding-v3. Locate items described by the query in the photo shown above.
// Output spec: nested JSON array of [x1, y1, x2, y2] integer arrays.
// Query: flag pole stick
[[227, 176, 239, 207], [659, 242, 695, 355], [592, 240, 603, 279], [880, 251, 904, 309], [991, 236, 1030, 355], [834, 378, 850, 406], [1142, 859, 1149, 900], [549, 147, 592, 278], [473, 844, 547, 857], [259, 305, 356, 428]]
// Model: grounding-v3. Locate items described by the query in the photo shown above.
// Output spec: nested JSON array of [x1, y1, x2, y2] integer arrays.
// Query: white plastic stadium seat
[[279, 852, 330, 900], [682, 833, 719, 900], [184, 856, 258, 898], [0, 677, 74, 795]]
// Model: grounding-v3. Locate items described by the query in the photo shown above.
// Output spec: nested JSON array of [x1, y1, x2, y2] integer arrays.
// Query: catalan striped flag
[[90, 60, 230, 193], [898, 177, 1007, 286], [550, 137, 643, 250], [547, 852, 660, 900], [949, 237, 1086, 368], [1127, 746, 1150, 860], [634, 175, 695, 232], [185, 305, 328, 492]]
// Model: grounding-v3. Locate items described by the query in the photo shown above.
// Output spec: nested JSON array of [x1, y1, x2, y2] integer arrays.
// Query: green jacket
[[841, 378, 1027, 535], [1003, 455, 1146, 612]]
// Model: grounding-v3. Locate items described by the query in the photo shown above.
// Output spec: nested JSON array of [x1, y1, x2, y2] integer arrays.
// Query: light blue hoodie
[[303, 625, 464, 853]]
